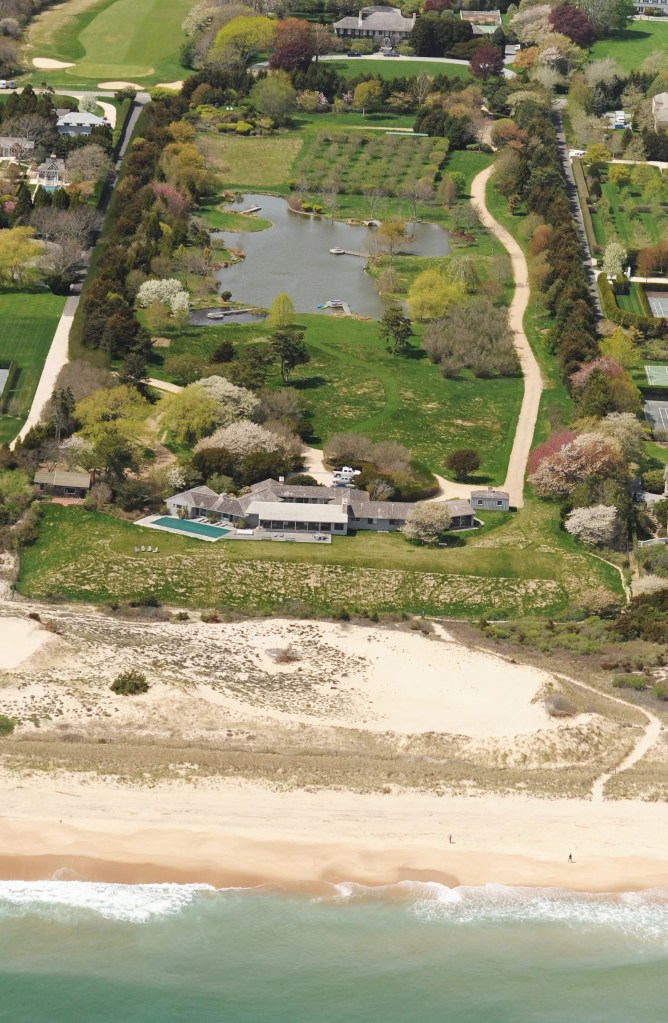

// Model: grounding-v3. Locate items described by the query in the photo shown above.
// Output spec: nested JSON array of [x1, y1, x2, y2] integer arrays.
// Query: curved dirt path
[[554, 672, 663, 802], [470, 165, 543, 509]]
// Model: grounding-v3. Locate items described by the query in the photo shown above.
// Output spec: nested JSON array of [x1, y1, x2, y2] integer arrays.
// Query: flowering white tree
[[166, 465, 186, 491], [529, 433, 623, 498], [196, 376, 260, 427], [509, 5, 552, 43], [602, 241, 627, 279], [401, 503, 452, 545], [59, 435, 95, 470], [593, 412, 646, 462], [565, 504, 620, 547], [195, 420, 284, 457], [136, 279, 188, 312]]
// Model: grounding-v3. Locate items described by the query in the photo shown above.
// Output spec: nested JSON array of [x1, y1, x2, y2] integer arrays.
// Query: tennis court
[[647, 292, 668, 318], [645, 365, 668, 386], [644, 399, 668, 431]]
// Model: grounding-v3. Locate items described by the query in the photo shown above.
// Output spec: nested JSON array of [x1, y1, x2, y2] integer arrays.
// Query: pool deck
[[136, 515, 333, 544], [136, 515, 230, 541]]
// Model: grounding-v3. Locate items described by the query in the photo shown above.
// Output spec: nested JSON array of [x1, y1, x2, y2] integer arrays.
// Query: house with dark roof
[[166, 479, 477, 536], [34, 469, 92, 498], [333, 5, 416, 45]]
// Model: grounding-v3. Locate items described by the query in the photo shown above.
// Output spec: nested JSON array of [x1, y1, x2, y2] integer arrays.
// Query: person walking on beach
[[568, 854, 574, 863], [449, 834, 455, 845]]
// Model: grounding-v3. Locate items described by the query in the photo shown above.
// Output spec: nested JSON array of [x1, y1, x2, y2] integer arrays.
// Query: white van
[[0, 81, 7, 90]]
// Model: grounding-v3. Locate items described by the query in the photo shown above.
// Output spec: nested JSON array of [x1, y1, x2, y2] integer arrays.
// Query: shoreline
[[1, 777, 668, 894]]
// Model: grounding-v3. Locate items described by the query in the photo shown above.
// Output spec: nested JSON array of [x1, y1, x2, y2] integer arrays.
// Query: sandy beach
[[0, 601, 666, 893], [1, 776, 667, 892]]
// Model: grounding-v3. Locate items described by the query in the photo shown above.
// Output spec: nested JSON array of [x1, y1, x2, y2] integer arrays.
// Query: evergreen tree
[[11, 182, 33, 225], [378, 305, 414, 355], [33, 185, 52, 208]]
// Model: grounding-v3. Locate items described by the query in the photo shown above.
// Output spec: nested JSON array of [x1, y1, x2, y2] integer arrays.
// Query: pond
[[214, 193, 450, 319]]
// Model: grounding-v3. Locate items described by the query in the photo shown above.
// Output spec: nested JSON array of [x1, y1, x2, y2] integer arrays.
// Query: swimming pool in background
[[151, 517, 230, 540]]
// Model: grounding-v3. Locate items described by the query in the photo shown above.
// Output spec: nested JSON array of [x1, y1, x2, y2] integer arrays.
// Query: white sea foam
[[0, 880, 215, 923], [328, 880, 668, 945]]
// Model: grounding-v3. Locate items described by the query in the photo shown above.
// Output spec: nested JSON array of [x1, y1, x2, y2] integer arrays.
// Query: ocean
[[1, 880, 667, 1022]]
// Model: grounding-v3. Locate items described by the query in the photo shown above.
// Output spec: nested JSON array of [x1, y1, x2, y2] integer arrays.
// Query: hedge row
[[597, 273, 652, 328], [571, 158, 601, 256]]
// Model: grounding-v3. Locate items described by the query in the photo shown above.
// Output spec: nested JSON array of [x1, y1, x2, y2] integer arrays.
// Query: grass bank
[[17, 502, 623, 618]]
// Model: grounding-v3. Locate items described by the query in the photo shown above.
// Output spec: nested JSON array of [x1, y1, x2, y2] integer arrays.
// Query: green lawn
[[590, 165, 668, 250], [590, 22, 668, 71], [197, 203, 272, 233], [16, 501, 623, 619], [198, 133, 304, 192], [26, 0, 191, 85], [617, 282, 648, 317], [151, 313, 522, 482], [0, 290, 66, 444], [324, 58, 472, 81]]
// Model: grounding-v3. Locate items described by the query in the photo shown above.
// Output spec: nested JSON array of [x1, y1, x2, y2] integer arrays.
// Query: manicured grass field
[[27, 0, 191, 84], [152, 314, 521, 482], [0, 290, 66, 444], [17, 502, 623, 618], [590, 22, 668, 71], [325, 58, 472, 81], [617, 283, 648, 317]]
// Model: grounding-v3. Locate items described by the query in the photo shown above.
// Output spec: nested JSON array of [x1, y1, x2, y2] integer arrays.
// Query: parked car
[[346, 50, 360, 56], [0, 80, 6, 90], [7, 81, 17, 89]]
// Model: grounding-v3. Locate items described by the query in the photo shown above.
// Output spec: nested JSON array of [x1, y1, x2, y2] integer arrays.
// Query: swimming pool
[[151, 517, 230, 539]]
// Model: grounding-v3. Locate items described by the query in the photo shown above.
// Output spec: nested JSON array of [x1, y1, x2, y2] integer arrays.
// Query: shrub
[[110, 670, 149, 695], [612, 673, 647, 691], [0, 714, 15, 736]]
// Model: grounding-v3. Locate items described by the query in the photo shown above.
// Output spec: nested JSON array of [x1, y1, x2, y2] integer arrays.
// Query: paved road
[[9, 93, 150, 447], [552, 99, 603, 319]]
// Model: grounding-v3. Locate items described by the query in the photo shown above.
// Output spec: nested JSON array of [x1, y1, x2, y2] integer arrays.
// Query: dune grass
[[27, 0, 191, 84], [17, 500, 623, 618], [0, 290, 66, 444]]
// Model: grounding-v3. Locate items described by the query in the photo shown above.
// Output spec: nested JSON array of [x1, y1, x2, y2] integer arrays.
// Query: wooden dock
[[329, 248, 367, 258]]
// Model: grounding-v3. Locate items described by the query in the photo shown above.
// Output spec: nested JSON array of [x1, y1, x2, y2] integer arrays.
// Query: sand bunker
[[96, 101, 116, 128], [32, 58, 75, 70], [0, 616, 49, 669], [156, 81, 183, 90], [97, 81, 142, 90]]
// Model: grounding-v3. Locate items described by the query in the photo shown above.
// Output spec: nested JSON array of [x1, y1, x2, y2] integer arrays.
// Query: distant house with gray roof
[[56, 111, 109, 136], [333, 5, 416, 45], [166, 478, 477, 536], [0, 136, 34, 159], [34, 469, 92, 498], [470, 487, 510, 512]]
